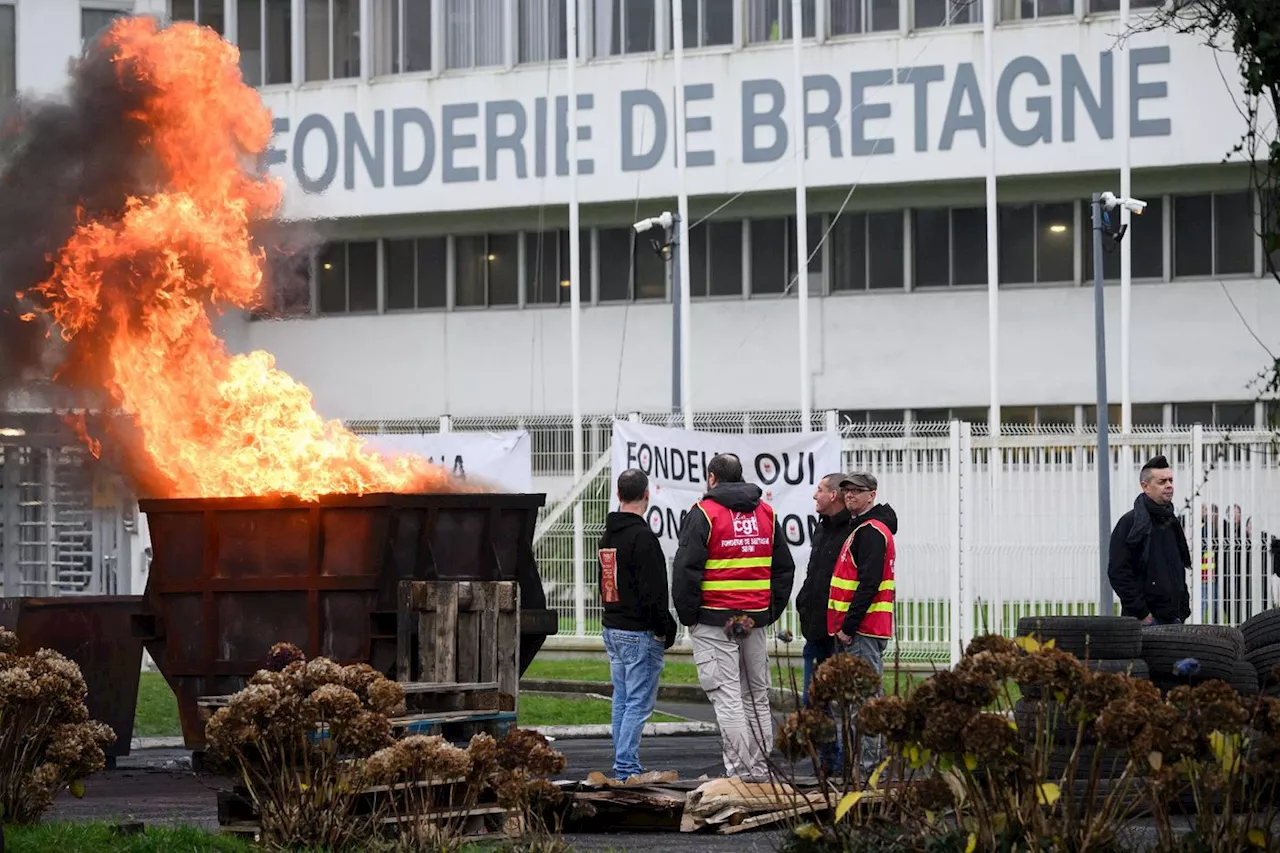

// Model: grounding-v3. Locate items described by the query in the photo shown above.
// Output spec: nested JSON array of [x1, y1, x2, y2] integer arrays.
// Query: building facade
[[2, 0, 1278, 432]]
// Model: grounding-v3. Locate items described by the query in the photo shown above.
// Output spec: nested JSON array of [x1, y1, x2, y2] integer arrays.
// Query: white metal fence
[[352, 413, 1280, 665]]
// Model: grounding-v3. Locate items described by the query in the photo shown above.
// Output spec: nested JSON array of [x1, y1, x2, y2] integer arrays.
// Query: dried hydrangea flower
[[809, 653, 882, 706], [857, 695, 913, 743], [777, 709, 838, 761], [264, 642, 305, 672]]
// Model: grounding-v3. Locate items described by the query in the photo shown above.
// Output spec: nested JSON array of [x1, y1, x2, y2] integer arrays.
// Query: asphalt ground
[[44, 736, 779, 852]]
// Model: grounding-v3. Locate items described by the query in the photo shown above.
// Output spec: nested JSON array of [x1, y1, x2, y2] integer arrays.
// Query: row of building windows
[[264, 190, 1267, 316], [866, 401, 1269, 432], [156, 0, 1167, 83]]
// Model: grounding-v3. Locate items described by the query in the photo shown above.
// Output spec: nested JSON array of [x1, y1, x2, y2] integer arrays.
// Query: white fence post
[[439, 415, 452, 434], [1190, 423, 1205, 625], [949, 420, 964, 665]]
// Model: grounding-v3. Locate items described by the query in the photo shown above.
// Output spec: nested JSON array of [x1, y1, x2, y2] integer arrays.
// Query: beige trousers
[[689, 622, 775, 778]]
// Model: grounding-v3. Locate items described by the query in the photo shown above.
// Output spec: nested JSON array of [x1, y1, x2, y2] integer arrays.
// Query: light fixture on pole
[[634, 212, 683, 419], [1090, 190, 1147, 616]]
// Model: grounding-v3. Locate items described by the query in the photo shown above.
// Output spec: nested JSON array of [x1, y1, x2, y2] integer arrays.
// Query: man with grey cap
[[825, 472, 898, 777]]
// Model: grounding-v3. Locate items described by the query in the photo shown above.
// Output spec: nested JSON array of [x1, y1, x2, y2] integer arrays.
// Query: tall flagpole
[[567, 0, 586, 638], [791, 0, 811, 434], [672, 0, 693, 429], [1120, 0, 1132, 434], [983, 0, 1003, 635]]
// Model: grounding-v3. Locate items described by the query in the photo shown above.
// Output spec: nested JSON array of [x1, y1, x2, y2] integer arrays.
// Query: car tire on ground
[[1245, 642, 1280, 689], [1015, 616, 1144, 660], [1242, 609, 1280, 654], [1140, 627, 1236, 683], [1229, 659, 1259, 695], [1014, 700, 1098, 746], [1144, 624, 1245, 658]]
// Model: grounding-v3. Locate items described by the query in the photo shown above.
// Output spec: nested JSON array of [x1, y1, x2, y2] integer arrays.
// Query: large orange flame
[[27, 18, 452, 501]]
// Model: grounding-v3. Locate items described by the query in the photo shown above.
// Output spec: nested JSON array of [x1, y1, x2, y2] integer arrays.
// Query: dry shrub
[[0, 627, 116, 824], [364, 735, 473, 851], [204, 643, 402, 851]]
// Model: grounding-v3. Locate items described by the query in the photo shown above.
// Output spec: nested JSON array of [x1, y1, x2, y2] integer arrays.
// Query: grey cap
[[840, 472, 878, 492]]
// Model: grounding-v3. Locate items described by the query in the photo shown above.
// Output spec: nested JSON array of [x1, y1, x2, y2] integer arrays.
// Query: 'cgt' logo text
[[732, 513, 760, 537]]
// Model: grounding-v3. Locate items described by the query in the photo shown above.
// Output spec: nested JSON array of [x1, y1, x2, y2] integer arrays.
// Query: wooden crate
[[396, 580, 520, 715]]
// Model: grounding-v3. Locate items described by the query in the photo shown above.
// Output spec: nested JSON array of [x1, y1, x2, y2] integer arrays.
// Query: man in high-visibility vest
[[827, 472, 898, 777], [672, 453, 795, 780]]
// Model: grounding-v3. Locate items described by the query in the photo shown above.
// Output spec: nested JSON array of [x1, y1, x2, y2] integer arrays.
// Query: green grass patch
[[134, 672, 182, 738], [517, 694, 683, 726], [4, 822, 252, 853]]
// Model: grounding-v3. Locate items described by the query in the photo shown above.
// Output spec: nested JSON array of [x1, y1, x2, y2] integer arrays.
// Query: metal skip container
[[0, 595, 147, 759], [133, 492, 558, 750]]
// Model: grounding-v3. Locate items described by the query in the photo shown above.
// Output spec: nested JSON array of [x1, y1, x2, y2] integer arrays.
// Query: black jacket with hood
[[1108, 495, 1192, 623], [597, 511, 678, 644], [671, 482, 796, 628], [796, 508, 855, 642], [840, 503, 899, 638]]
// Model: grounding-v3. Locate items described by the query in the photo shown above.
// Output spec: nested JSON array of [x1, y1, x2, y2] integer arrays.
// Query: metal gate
[[0, 442, 134, 598]]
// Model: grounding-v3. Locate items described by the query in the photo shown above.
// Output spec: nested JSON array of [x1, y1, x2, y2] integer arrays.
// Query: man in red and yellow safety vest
[[827, 472, 898, 777], [672, 453, 796, 780]]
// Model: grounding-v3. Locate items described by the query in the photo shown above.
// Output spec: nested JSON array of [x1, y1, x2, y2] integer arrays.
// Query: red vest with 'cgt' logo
[[826, 519, 896, 639], [697, 500, 776, 613]]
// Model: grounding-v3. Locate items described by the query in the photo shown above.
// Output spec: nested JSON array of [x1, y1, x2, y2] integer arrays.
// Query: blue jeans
[[802, 638, 841, 774], [603, 627, 665, 780]]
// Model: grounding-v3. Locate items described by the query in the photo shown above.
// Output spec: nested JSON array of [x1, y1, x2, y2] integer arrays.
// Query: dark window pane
[[1084, 404, 1121, 426], [238, 0, 263, 86], [1215, 402, 1255, 427], [953, 407, 988, 424], [526, 230, 561, 305], [1004, 406, 1036, 428], [418, 237, 447, 308], [688, 225, 708, 297], [405, 0, 433, 71], [830, 0, 863, 33], [1132, 404, 1165, 427], [487, 233, 519, 305], [635, 232, 666, 298], [1037, 202, 1074, 283], [915, 408, 948, 423], [998, 203, 1035, 284], [868, 409, 904, 424], [914, 0, 946, 26], [830, 214, 866, 292], [750, 219, 787, 295], [913, 209, 950, 288], [1037, 405, 1076, 427], [868, 211, 903, 289], [317, 244, 346, 313], [385, 239, 416, 310], [304, 0, 329, 80], [786, 215, 825, 282], [1215, 191, 1254, 275], [199, 0, 226, 33], [598, 228, 632, 301], [266, 0, 293, 85], [455, 235, 486, 306], [1174, 194, 1212, 277], [625, 0, 655, 52], [346, 241, 378, 312], [708, 220, 743, 296], [952, 207, 987, 285], [1174, 402, 1214, 426], [83, 9, 127, 43], [870, 0, 898, 30], [704, 0, 733, 44], [172, 0, 197, 21]]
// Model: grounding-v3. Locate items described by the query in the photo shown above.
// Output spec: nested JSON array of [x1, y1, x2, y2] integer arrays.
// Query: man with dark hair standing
[[599, 468, 676, 781], [1108, 455, 1192, 625], [672, 453, 795, 780], [796, 472, 856, 772]]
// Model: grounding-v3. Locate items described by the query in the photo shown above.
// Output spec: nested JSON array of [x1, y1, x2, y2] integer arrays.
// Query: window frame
[[444, 0, 508, 70], [909, 0, 980, 29], [998, 0, 1075, 23], [996, 200, 1078, 288], [81, 4, 132, 46], [236, 0, 296, 86], [167, 0, 225, 32], [589, 0, 660, 59], [667, 0, 738, 51], [315, 240, 380, 316], [303, 0, 362, 82], [746, 0, 816, 44], [371, 0, 435, 76], [826, 0, 900, 37], [384, 236, 449, 312], [0, 3, 15, 103], [1171, 190, 1258, 280], [518, 0, 569, 64], [451, 232, 521, 309]]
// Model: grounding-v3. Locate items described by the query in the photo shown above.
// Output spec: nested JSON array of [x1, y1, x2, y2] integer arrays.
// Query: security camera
[[633, 212, 674, 234], [1100, 192, 1147, 215]]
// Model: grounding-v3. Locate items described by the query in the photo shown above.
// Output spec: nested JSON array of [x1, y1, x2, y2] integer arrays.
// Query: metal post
[[671, 0, 693, 430], [567, 0, 586, 640], [671, 219, 683, 419], [791, 0, 811, 434], [1092, 193, 1115, 615], [1, 447, 19, 597]]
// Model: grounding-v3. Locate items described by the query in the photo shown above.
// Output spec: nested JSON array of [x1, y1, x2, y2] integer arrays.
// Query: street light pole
[[1091, 192, 1115, 616]]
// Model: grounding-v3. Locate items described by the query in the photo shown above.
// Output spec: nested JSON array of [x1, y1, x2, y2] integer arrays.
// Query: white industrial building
[[2, 1, 1278, 653]]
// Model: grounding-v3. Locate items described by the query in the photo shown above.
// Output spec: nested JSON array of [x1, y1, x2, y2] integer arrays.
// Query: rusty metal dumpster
[[134, 492, 557, 749], [0, 595, 147, 759]]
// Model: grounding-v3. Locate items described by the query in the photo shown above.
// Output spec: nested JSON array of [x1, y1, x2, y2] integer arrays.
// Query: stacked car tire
[[1242, 609, 1280, 697], [1139, 623, 1250, 694], [1013, 616, 1148, 778]]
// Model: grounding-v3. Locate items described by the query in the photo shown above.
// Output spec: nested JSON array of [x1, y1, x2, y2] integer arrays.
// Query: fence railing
[[349, 413, 1280, 665]]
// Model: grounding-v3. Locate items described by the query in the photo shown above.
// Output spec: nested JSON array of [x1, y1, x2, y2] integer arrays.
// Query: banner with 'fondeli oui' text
[[609, 420, 842, 570]]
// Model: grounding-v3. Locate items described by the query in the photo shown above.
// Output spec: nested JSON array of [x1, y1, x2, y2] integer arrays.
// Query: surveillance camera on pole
[[634, 212, 676, 259], [1088, 187, 1146, 617], [637, 209, 685, 418]]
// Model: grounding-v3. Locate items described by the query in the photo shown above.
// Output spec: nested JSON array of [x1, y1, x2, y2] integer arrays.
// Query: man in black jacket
[[672, 454, 796, 779], [1108, 455, 1192, 625], [599, 468, 677, 781]]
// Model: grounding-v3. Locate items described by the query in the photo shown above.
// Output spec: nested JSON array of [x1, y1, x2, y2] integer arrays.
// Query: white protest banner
[[609, 420, 842, 568], [360, 431, 533, 493]]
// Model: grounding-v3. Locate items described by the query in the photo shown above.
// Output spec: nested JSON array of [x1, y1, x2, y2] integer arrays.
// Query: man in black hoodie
[[672, 453, 795, 780], [1108, 455, 1191, 625], [599, 468, 677, 781]]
